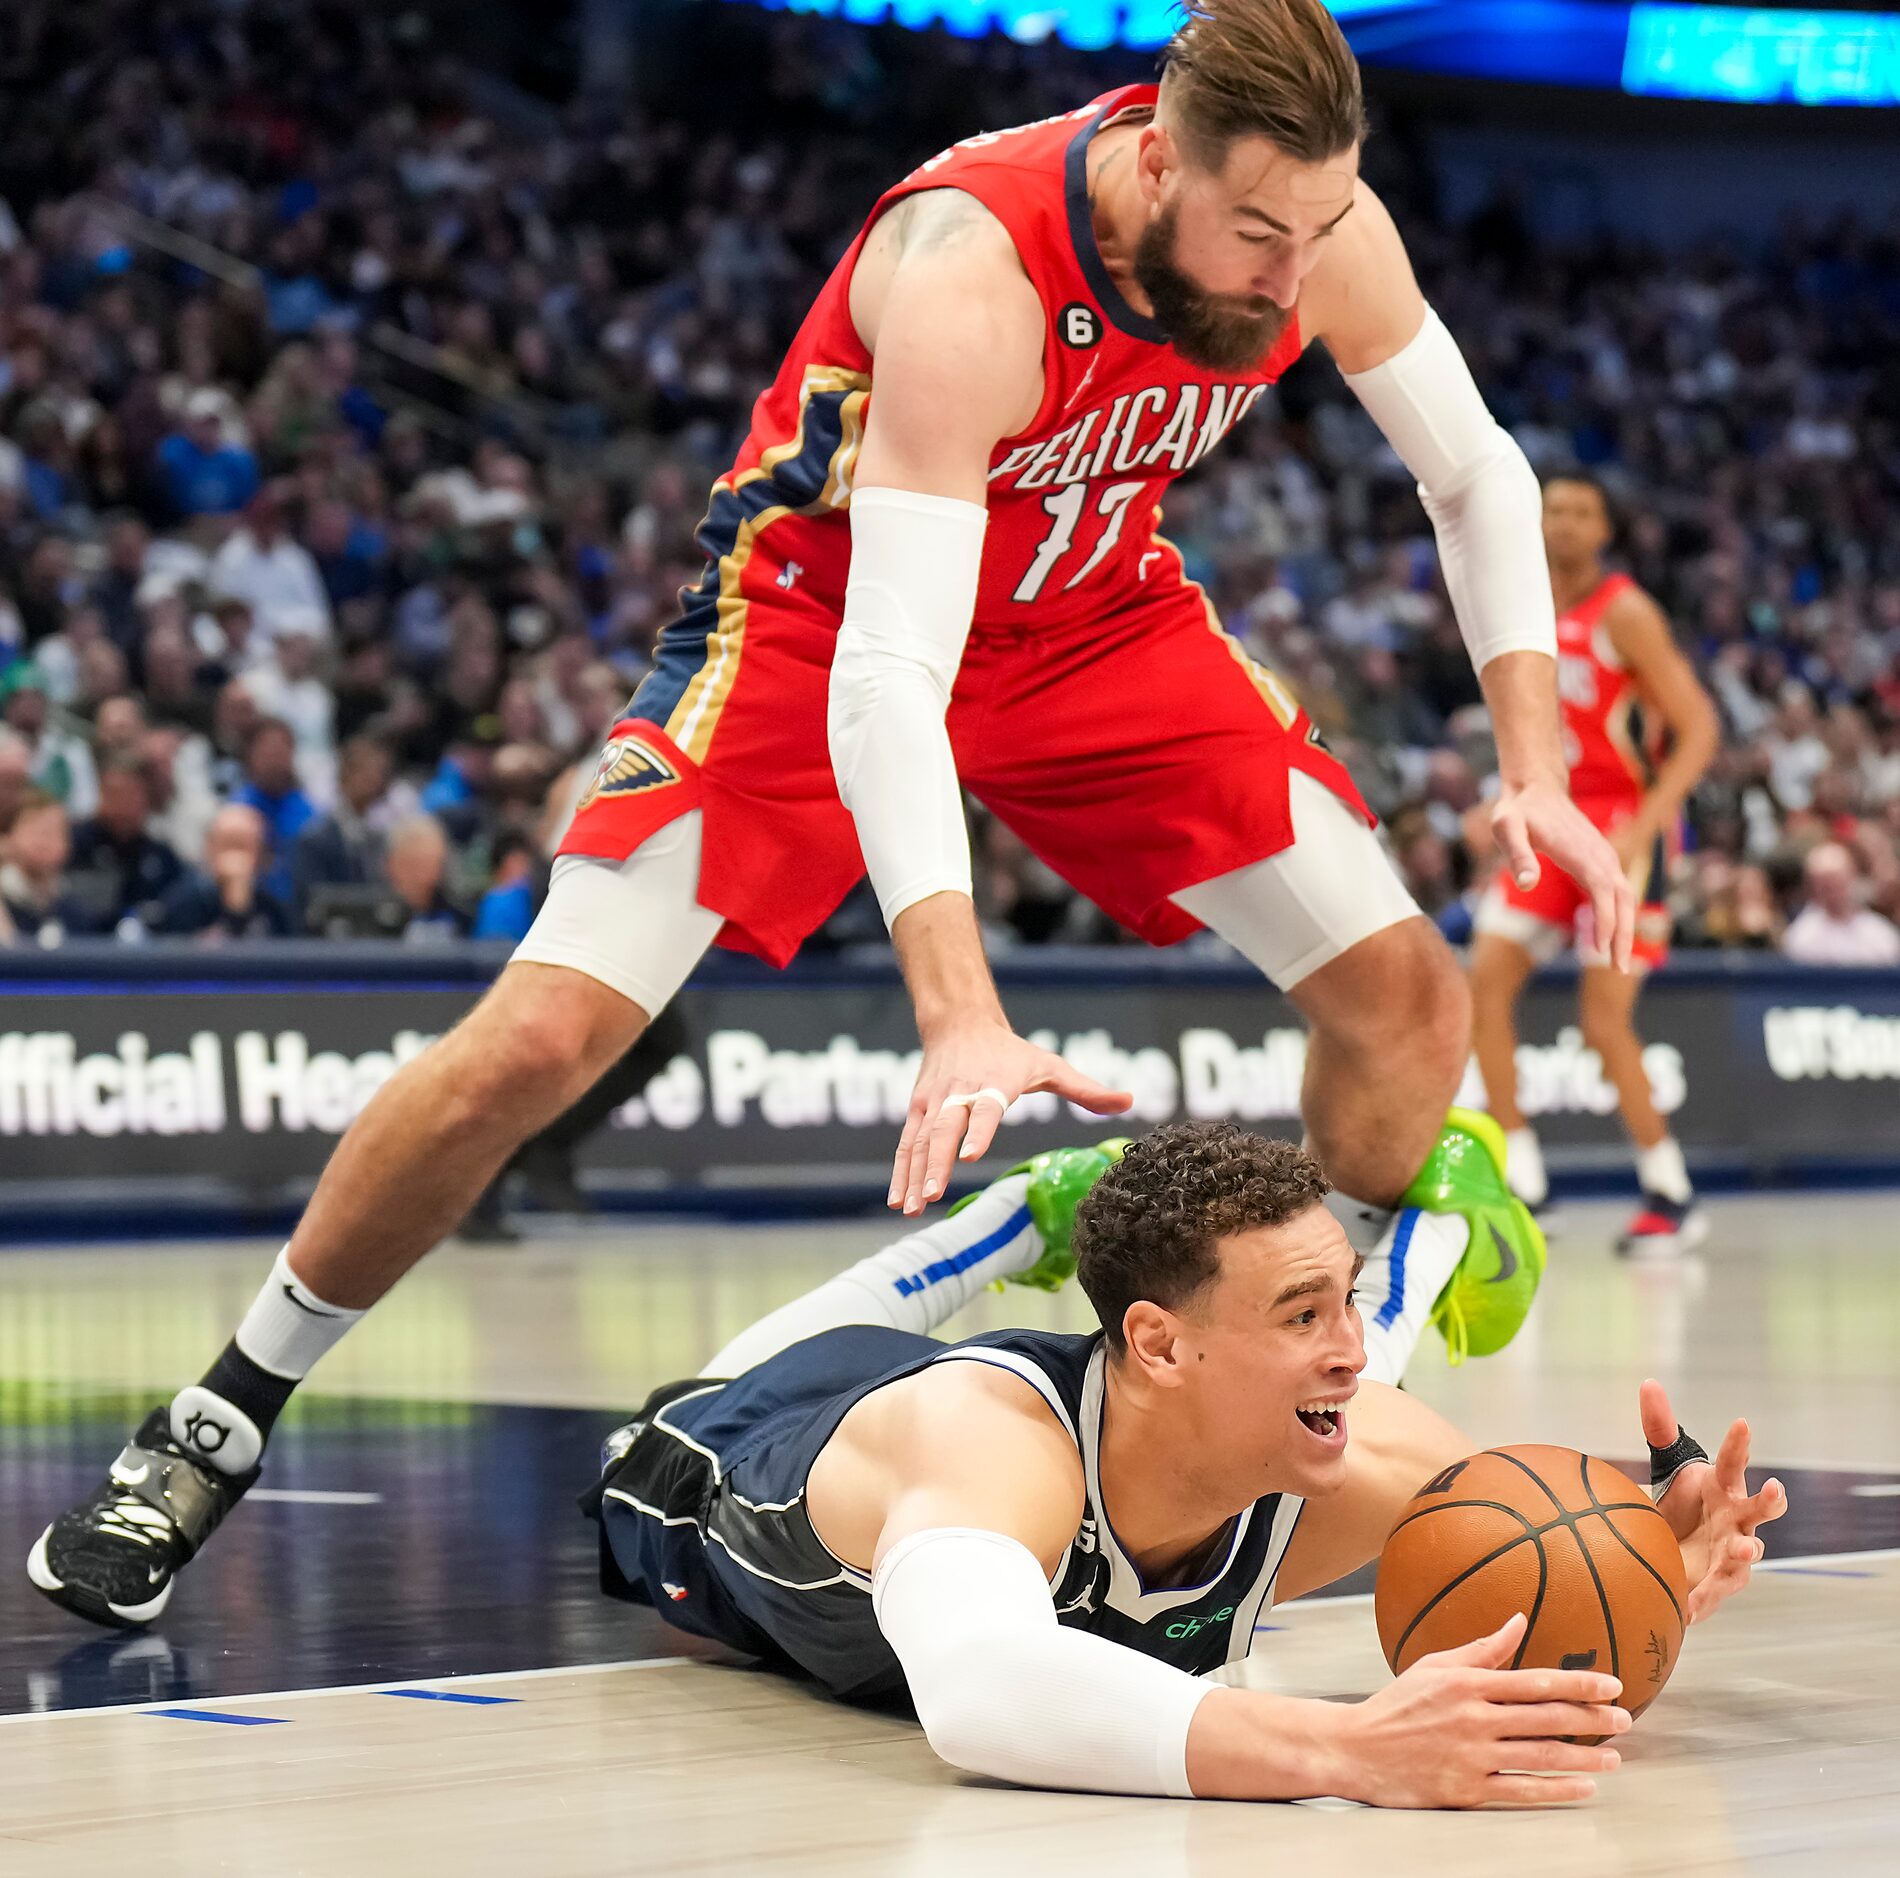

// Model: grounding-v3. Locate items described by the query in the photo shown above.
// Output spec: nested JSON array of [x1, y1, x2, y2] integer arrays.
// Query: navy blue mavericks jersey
[[591, 1323, 1306, 1707]]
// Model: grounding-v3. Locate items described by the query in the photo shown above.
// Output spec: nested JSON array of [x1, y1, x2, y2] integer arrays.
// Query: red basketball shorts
[[1477, 794, 1673, 968], [554, 571, 1374, 970]]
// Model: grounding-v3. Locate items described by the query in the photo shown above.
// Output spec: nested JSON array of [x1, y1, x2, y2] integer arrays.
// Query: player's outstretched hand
[[1491, 775, 1637, 972], [1339, 1613, 1627, 1809], [1639, 1378, 1787, 1625], [890, 1017, 1133, 1215]]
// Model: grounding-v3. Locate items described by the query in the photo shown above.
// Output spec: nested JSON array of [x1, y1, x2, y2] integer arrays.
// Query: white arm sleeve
[[1343, 305, 1556, 671], [873, 1526, 1210, 1798], [827, 486, 989, 929]]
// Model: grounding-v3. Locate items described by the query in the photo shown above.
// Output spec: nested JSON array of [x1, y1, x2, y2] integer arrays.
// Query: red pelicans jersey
[[639, 81, 1304, 753], [1556, 572, 1652, 812], [562, 86, 1369, 968]]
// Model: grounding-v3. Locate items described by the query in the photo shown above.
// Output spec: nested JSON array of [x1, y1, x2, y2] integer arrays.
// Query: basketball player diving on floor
[[592, 1126, 1787, 1808], [36, 0, 1634, 1626]]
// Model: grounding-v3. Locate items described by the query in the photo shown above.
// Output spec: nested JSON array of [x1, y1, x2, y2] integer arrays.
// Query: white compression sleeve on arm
[[873, 1526, 1210, 1798], [1343, 306, 1555, 671], [828, 486, 989, 928]]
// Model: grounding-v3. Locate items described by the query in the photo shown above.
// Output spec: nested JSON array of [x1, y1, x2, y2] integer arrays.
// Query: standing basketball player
[[1470, 474, 1719, 1254], [590, 1124, 1782, 1804], [32, 0, 1632, 1626]]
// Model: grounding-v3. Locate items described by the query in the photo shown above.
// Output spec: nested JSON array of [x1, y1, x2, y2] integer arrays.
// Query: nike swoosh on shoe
[[1487, 1224, 1518, 1284]]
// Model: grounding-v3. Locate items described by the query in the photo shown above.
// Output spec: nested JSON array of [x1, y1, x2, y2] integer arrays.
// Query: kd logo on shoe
[[183, 1412, 231, 1455], [577, 735, 681, 813]]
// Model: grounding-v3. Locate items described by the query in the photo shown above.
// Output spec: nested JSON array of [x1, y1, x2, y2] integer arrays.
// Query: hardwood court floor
[[1, 1193, 1897, 1875]]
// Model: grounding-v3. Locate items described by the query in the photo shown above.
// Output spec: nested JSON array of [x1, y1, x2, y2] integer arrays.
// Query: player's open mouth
[[1295, 1400, 1348, 1445]]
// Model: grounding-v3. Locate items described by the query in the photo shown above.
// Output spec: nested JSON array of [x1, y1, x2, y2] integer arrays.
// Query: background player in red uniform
[[32, 0, 1634, 1627], [1470, 473, 1719, 1255]]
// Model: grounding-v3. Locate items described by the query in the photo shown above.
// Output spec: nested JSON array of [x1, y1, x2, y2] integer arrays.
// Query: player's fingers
[[1496, 1740, 1622, 1778], [956, 1090, 1009, 1164], [1495, 808, 1539, 889], [1589, 868, 1630, 975], [1637, 1377, 1678, 1450], [1471, 1664, 1622, 1706], [1481, 1773, 1599, 1808], [890, 1103, 927, 1208], [915, 1103, 972, 1211], [1687, 1567, 1745, 1625], [1427, 1610, 1526, 1670], [898, 1098, 946, 1213], [1746, 1478, 1788, 1527], [1028, 1057, 1135, 1117], [1714, 1417, 1752, 1495], [1493, 1702, 1631, 1740]]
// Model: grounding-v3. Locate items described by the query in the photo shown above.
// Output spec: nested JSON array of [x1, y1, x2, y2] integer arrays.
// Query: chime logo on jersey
[[577, 735, 681, 813], [988, 381, 1267, 493]]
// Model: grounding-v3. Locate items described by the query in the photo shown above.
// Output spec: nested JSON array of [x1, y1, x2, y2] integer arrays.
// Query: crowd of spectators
[[1, 0, 1896, 966]]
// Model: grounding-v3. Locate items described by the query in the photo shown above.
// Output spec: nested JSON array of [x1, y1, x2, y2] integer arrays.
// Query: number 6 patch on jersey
[[1059, 302, 1101, 349]]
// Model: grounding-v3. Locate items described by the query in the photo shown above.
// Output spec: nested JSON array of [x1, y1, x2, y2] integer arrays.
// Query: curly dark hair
[[1074, 1122, 1331, 1353]]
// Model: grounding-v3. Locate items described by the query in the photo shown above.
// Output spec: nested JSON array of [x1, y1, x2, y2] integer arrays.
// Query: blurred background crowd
[[1, 0, 1897, 964]]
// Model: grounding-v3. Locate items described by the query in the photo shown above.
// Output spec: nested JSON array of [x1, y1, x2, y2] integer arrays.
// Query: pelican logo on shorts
[[576, 735, 681, 814]]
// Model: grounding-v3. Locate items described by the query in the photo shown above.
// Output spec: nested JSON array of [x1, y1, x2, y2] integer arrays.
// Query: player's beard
[[1134, 202, 1292, 372]]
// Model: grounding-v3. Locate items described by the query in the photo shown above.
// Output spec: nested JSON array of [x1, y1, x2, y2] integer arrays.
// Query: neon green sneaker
[[950, 1138, 1130, 1294], [1401, 1108, 1548, 1365]]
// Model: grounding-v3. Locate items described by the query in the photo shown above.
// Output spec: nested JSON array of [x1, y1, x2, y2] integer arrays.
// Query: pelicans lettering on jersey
[[559, 86, 1371, 967], [1491, 573, 1673, 965]]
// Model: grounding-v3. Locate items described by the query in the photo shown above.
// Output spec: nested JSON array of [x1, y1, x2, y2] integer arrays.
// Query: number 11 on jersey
[[1014, 481, 1145, 603]]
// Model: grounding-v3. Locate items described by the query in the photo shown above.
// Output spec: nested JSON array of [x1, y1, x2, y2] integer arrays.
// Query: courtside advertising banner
[[2, 952, 1896, 1214]]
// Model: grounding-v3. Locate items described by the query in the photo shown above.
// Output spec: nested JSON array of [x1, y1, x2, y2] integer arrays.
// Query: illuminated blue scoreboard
[[733, 1, 1900, 105]]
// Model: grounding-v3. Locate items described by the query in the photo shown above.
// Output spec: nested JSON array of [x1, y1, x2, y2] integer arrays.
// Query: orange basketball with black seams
[[1375, 1444, 1689, 1737]]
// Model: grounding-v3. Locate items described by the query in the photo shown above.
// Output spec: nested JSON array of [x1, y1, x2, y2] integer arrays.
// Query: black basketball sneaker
[[27, 1408, 258, 1629]]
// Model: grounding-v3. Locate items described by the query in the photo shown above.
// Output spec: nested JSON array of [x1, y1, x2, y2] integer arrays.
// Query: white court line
[[1849, 1484, 1900, 1498], [249, 1489, 382, 1506], [0, 1653, 693, 1727], [14, 1552, 1897, 1726]]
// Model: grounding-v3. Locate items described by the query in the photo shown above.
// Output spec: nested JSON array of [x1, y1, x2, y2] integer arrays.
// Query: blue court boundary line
[[146, 1707, 287, 1726], [377, 1689, 520, 1705]]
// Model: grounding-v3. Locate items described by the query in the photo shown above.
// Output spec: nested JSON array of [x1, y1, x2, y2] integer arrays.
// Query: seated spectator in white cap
[[208, 483, 333, 648], [1783, 842, 1900, 966], [155, 388, 260, 521]]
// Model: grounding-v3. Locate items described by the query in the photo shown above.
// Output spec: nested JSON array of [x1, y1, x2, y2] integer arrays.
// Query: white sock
[[702, 1175, 1041, 1377], [233, 1246, 366, 1377], [1354, 1209, 1472, 1386], [1325, 1190, 1396, 1258], [1505, 1127, 1548, 1208], [169, 1249, 365, 1475], [1636, 1136, 1692, 1205]]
